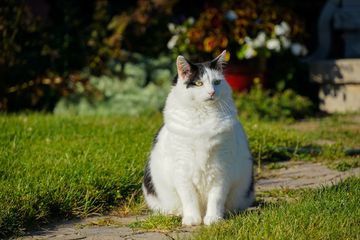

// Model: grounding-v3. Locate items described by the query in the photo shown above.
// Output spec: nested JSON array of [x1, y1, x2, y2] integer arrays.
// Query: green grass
[[192, 177, 360, 240], [0, 114, 161, 237], [289, 114, 360, 150], [331, 158, 360, 172], [243, 114, 360, 172], [128, 214, 182, 231], [120, 178, 360, 239], [0, 114, 359, 238]]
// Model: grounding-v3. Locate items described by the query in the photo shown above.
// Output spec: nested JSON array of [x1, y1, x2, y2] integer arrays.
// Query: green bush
[[54, 75, 169, 116], [54, 55, 173, 116], [235, 80, 314, 121]]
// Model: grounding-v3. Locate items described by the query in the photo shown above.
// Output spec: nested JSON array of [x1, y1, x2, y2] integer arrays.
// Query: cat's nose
[[208, 91, 215, 97]]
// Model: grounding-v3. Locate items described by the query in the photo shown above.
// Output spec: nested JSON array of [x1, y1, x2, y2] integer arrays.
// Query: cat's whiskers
[[218, 99, 232, 115], [218, 101, 228, 115]]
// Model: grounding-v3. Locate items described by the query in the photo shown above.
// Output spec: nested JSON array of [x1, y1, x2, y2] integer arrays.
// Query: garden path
[[19, 161, 359, 240]]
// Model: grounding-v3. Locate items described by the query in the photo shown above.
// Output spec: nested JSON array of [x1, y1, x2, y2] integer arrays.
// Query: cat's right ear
[[176, 56, 192, 80]]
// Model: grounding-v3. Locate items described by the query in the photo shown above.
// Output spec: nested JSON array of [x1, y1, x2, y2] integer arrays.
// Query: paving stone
[[256, 162, 359, 191], [127, 232, 171, 240]]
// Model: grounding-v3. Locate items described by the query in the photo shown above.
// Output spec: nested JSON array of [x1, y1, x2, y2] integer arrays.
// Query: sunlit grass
[[124, 178, 360, 240], [0, 114, 161, 237], [128, 214, 182, 231], [0, 113, 359, 238], [192, 177, 360, 240]]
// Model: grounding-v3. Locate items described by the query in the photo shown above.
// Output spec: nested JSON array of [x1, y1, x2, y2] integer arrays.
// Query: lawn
[[0, 114, 159, 237], [192, 177, 360, 240], [0, 114, 359, 238], [130, 177, 360, 240]]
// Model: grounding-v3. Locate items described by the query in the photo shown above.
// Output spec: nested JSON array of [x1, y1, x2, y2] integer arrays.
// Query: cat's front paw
[[182, 215, 202, 226], [203, 215, 223, 225]]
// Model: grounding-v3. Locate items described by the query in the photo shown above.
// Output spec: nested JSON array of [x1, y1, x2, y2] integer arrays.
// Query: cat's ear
[[176, 56, 192, 80], [210, 50, 227, 71]]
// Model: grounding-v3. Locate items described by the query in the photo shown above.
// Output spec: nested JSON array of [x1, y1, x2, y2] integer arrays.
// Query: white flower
[[280, 36, 291, 49], [167, 35, 179, 49], [245, 45, 256, 59], [274, 21, 290, 36], [244, 36, 254, 46], [168, 23, 187, 34], [291, 43, 308, 56], [167, 23, 175, 33], [266, 38, 281, 52], [253, 31, 266, 48], [187, 17, 195, 25]]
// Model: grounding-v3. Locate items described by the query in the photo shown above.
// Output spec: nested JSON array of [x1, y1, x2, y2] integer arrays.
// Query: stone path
[[19, 161, 359, 240], [257, 161, 360, 191]]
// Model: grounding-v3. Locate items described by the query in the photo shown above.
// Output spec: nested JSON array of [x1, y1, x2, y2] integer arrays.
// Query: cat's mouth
[[205, 96, 217, 102]]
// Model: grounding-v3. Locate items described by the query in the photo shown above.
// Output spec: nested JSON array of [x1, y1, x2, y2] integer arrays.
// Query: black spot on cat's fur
[[246, 168, 254, 198], [143, 160, 156, 196], [143, 125, 163, 196]]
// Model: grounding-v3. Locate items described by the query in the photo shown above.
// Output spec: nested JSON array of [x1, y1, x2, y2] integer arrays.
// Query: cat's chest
[[166, 111, 236, 162], [167, 115, 235, 188], [167, 109, 235, 138], [179, 117, 234, 172], [188, 139, 231, 191]]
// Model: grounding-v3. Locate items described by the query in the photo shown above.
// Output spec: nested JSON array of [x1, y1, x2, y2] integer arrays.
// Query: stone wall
[[310, 59, 360, 112]]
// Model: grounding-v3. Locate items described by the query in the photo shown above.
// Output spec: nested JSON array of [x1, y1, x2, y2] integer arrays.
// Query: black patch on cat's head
[[172, 56, 223, 87], [209, 58, 218, 69], [183, 63, 206, 88], [173, 61, 205, 88]]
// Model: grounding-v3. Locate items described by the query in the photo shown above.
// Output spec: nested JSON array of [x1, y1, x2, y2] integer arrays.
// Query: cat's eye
[[213, 79, 221, 85], [195, 81, 203, 86]]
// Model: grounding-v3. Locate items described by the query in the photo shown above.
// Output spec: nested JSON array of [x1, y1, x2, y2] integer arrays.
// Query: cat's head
[[172, 50, 232, 105]]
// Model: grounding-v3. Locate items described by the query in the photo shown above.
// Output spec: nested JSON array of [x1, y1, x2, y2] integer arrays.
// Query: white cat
[[142, 50, 254, 226]]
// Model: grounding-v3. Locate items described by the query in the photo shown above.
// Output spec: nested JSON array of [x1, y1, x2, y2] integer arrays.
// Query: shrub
[[54, 55, 173, 116], [235, 80, 314, 121]]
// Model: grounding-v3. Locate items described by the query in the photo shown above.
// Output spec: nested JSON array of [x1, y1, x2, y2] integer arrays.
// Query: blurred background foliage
[[0, 0, 327, 118], [168, 0, 306, 60]]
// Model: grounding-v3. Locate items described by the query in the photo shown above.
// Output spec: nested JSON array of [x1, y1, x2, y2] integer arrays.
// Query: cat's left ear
[[210, 50, 227, 71]]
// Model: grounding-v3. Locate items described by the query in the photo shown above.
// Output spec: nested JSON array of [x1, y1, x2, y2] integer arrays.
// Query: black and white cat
[[142, 50, 254, 226]]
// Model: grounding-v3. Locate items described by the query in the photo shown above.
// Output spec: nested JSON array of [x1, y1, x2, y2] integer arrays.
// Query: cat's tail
[[142, 183, 162, 211], [142, 184, 182, 215]]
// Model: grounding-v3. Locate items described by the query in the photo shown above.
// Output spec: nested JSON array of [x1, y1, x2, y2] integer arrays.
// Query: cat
[[142, 50, 254, 226]]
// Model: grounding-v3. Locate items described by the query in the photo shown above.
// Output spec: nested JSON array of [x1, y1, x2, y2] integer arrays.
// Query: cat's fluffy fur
[[143, 50, 254, 226]]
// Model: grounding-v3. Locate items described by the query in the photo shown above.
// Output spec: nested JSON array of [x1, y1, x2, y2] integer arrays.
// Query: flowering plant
[[236, 21, 307, 60], [167, 0, 307, 62]]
